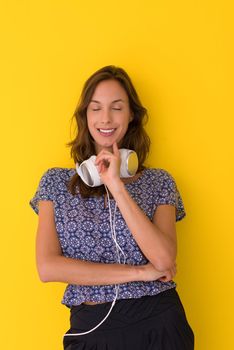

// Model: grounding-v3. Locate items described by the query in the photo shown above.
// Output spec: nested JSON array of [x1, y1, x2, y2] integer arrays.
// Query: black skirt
[[63, 287, 194, 350]]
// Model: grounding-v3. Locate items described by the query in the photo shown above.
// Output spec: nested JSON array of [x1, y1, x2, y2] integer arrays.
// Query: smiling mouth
[[98, 128, 116, 135]]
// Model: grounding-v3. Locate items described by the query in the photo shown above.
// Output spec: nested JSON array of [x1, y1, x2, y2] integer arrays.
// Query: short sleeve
[[154, 169, 186, 222], [29, 168, 56, 215]]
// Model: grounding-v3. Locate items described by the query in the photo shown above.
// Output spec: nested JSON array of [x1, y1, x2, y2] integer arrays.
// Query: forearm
[[110, 182, 176, 271], [39, 255, 150, 285]]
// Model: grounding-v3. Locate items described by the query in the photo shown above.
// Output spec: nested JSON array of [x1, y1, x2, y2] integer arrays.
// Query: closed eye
[[90, 107, 121, 111]]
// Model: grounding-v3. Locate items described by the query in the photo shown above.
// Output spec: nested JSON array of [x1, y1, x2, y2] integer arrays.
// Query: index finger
[[112, 142, 120, 156]]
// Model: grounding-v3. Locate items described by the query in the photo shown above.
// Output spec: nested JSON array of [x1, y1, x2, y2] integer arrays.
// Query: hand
[[158, 262, 177, 282], [142, 262, 177, 282], [95, 142, 122, 188]]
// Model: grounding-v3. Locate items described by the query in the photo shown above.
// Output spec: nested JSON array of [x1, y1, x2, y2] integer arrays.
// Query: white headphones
[[76, 149, 138, 187]]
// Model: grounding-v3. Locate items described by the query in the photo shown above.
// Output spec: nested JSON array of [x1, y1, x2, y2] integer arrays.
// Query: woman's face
[[87, 79, 133, 153]]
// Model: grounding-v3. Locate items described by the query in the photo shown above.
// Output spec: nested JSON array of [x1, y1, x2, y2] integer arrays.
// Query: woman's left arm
[[95, 143, 177, 272]]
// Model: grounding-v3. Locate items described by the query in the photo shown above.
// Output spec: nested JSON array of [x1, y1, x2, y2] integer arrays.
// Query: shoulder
[[143, 167, 176, 184], [41, 167, 76, 181], [142, 168, 179, 197], [39, 167, 76, 193], [30, 167, 77, 215], [145, 168, 186, 221]]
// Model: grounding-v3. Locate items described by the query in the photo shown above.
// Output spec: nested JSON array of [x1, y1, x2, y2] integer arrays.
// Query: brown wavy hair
[[66, 65, 151, 197]]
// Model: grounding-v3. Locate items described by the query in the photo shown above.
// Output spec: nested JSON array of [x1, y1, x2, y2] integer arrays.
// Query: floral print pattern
[[30, 167, 186, 307]]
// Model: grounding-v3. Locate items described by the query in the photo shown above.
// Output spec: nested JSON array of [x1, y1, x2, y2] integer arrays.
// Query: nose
[[100, 108, 112, 124]]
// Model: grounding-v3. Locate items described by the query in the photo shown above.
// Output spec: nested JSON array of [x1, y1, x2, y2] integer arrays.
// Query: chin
[[95, 142, 112, 152], [100, 139, 116, 148], [95, 136, 122, 151]]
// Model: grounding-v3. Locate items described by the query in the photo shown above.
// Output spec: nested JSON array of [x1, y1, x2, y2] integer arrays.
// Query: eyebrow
[[90, 99, 125, 104]]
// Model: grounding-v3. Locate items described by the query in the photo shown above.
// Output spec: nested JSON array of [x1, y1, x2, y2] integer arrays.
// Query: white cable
[[105, 185, 126, 265], [63, 296, 118, 337], [63, 185, 125, 338]]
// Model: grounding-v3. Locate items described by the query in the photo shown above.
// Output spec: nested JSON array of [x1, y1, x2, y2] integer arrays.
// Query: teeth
[[99, 129, 115, 133]]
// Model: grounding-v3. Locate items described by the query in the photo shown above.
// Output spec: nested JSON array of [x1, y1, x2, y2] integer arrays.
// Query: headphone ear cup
[[76, 149, 139, 186], [119, 149, 138, 178], [76, 156, 102, 187]]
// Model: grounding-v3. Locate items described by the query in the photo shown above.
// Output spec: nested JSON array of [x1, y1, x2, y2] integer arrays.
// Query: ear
[[129, 112, 134, 122]]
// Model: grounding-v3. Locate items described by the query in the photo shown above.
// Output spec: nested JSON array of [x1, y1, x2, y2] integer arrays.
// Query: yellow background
[[0, 1, 233, 349]]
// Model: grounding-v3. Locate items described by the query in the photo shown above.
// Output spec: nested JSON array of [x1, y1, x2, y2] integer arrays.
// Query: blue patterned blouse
[[29, 167, 186, 308]]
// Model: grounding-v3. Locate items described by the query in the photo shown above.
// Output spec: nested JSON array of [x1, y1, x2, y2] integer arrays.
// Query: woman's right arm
[[36, 201, 174, 285]]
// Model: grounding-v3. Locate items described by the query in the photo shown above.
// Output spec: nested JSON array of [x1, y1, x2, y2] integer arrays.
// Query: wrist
[[106, 178, 125, 196]]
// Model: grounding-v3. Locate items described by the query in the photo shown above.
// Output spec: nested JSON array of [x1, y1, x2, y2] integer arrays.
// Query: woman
[[30, 65, 194, 349]]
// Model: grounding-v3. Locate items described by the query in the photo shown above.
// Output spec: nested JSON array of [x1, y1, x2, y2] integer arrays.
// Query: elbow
[[37, 254, 62, 282], [37, 262, 51, 283], [39, 273, 49, 283], [152, 257, 176, 272], [152, 246, 177, 272]]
